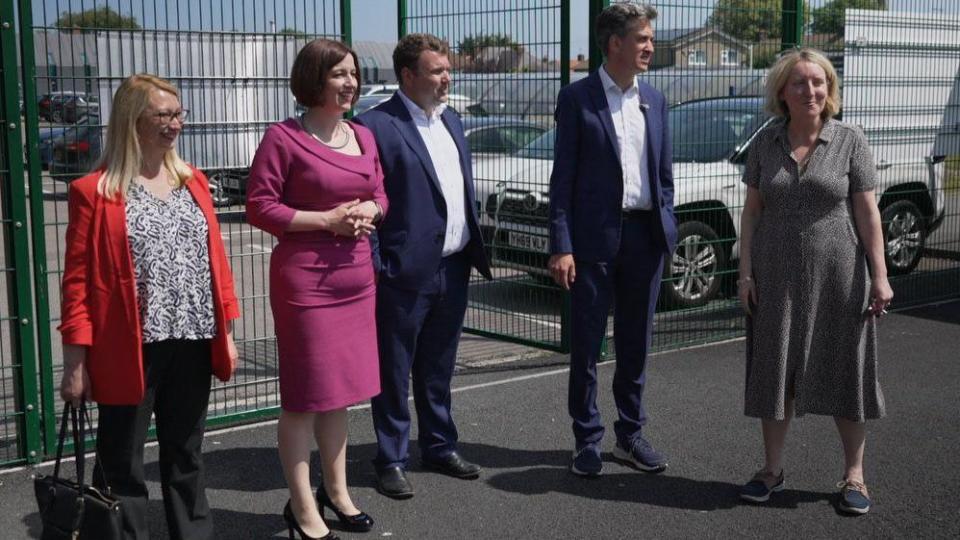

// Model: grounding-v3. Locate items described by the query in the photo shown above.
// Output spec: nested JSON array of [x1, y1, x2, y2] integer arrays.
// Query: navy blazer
[[549, 70, 677, 262], [355, 94, 492, 290]]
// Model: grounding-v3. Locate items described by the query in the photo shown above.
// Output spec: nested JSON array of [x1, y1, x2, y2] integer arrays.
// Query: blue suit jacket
[[355, 94, 492, 290], [549, 70, 677, 262]]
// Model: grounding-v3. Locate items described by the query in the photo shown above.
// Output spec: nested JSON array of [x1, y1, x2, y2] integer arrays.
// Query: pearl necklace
[[300, 116, 350, 150]]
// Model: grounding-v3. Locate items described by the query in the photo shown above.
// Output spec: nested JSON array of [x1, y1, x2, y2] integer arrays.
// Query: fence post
[[781, 0, 805, 49], [588, 0, 610, 72], [0, 0, 42, 464], [17, 0, 57, 460], [397, 0, 407, 38], [560, 0, 571, 88], [340, 0, 352, 45], [576, 0, 610, 356]]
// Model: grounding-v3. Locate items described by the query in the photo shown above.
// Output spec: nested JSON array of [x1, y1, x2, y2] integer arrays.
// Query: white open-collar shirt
[[397, 89, 470, 256], [599, 65, 653, 210]]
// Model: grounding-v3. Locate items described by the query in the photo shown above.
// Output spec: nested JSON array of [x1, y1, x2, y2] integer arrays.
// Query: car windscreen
[[670, 102, 767, 163], [353, 96, 387, 114], [514, 101, 767, 163], [515, 128, 555, 160]]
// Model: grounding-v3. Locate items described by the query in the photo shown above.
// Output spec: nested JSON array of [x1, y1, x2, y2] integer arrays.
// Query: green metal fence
[[0, 0, 957, 468], [1, 0, 349, 467]]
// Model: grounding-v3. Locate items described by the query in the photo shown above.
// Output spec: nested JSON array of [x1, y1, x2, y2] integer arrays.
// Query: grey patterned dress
[[125, 182, 216, 343], [742, 118, 885, 422]]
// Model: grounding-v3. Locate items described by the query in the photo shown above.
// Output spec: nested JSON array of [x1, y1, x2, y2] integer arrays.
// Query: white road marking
[[7, 336, 746, 474]]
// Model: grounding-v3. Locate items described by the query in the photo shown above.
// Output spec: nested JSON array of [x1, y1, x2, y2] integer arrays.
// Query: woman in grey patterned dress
[[736, 49, 893, 515]]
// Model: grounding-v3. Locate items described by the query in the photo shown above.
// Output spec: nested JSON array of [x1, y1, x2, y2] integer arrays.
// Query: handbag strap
[[71, 402, 85, 485], [51, 403, 72, 478], [77, 401, 111, 491], [51, 401, 113, 491]]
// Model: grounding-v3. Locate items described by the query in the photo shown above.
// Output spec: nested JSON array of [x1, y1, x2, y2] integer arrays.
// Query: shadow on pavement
[[456, 441, 833, 511], [896, 299, 960, 324], [485, 465, 832, 511]]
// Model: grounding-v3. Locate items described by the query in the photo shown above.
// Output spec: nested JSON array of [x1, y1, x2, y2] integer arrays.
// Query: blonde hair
[[764, 47, 840, 121], [95, 74, 193, 199]]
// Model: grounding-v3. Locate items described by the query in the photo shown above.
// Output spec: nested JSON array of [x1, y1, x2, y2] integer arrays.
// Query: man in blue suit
[[355, 33, 492, 499], [548, 3, 677, 477]]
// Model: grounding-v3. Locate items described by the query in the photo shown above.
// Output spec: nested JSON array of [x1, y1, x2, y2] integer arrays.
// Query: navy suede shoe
[[740, 469, 785, 503], [570, 444, 602, 477], [612, 436, 668, 473], [837, 479, 871, 515]]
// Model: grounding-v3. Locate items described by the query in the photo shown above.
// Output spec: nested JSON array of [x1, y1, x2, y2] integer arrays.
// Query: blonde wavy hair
[[764, 47, 840, 121], [95, 74, 192, 199]]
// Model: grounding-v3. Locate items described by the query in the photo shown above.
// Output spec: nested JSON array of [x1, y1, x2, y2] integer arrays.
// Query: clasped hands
[[325, 199, 379, 238]]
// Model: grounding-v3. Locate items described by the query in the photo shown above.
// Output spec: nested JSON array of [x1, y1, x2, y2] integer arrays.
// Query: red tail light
[[65, 141, 91, 153]]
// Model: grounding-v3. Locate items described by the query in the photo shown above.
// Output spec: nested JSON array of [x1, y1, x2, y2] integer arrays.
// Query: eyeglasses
[[150, 109, 190, 125]]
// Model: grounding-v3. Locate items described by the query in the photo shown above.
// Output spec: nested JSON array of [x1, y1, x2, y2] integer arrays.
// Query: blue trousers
[[371, 252, 471, 470], [568, 212, 666, 448]]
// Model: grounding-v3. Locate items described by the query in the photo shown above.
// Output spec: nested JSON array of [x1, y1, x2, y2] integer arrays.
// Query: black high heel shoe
[[316, 484, 375, 533], [283, 500, 340, 540]]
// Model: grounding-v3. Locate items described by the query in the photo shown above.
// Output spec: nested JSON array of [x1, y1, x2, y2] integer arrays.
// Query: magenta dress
[[246, 118, 388, 412]]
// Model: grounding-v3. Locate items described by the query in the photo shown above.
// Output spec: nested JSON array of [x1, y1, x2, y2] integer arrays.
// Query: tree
[[456, 33, 520, 57], [810, 0, 887, 37], [707, 0, 782, 42], [279, 27, 307, 36], [55, 6, 140, 30]]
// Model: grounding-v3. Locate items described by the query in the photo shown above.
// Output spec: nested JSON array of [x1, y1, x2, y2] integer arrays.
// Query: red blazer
[[58, 167, 240, 405]]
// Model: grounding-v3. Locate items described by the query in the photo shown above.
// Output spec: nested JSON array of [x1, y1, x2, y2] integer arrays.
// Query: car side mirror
[[729, 146, 748, 165]]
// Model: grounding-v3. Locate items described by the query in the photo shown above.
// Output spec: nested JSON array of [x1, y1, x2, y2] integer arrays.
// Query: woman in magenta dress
[[247, 39, 387, 540]]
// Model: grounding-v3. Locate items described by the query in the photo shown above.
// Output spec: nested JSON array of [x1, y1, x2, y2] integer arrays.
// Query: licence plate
[[222, 176, 240, 189], [507, 231, 549, 253]]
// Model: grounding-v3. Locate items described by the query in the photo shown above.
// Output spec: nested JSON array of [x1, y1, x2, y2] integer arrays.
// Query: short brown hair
[[392, 33, 449, 80], [290, 38, 360, 108], [596, 2, 658, 55], [765, 47, 840, 121]]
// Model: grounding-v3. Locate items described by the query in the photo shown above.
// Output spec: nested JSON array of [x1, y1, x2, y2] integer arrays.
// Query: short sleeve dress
[[246, 118, 389, 412], [741, 118, 885, 422]]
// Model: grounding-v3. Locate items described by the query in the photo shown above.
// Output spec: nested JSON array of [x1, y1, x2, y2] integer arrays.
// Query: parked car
[[59, 94, 100, 124], [480, 96, 946, 308], [48, 119, 103, 181], [463, 117, 546, 159], [361, 83, 399, 96], [37, 124, 73, 169], [353, 94, 391, 115], [213, 116, 544, 207], [38, 91, 83, 121], [352, 92, 478, 117]]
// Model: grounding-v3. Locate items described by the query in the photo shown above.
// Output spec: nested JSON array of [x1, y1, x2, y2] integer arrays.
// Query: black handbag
[[34, 402, 123, 540]]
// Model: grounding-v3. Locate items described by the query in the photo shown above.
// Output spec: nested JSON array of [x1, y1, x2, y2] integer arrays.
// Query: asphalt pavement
[[2, 300, 958, 539]]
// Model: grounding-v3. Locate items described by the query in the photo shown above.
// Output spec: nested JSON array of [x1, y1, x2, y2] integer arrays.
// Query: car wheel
[[51, 110, 63, 123], [662, 220, 727, 309], [206, 172, 234, 207], [881, 199, 925, 275]]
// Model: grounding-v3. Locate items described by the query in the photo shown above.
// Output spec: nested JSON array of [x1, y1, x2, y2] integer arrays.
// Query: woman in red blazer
[[58, 73, 239, 539]]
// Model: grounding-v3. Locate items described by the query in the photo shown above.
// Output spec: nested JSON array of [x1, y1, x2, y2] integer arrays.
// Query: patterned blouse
[[125, 182, 216, 343]]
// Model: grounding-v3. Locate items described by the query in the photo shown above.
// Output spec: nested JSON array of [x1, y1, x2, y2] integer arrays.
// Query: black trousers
[[93, 339, 214, 540]]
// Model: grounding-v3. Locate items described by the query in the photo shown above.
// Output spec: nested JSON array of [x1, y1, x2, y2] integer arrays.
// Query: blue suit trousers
[[372, 252, 471, 470], [568, 212, 666, 448]]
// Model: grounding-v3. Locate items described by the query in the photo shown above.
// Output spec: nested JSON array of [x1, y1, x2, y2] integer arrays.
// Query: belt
[[621, 208, 654, 219]]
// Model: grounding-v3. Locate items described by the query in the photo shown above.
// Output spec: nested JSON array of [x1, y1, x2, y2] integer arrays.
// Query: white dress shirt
[[397, 90, 470, 256], [599, 65, 653, 210]]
